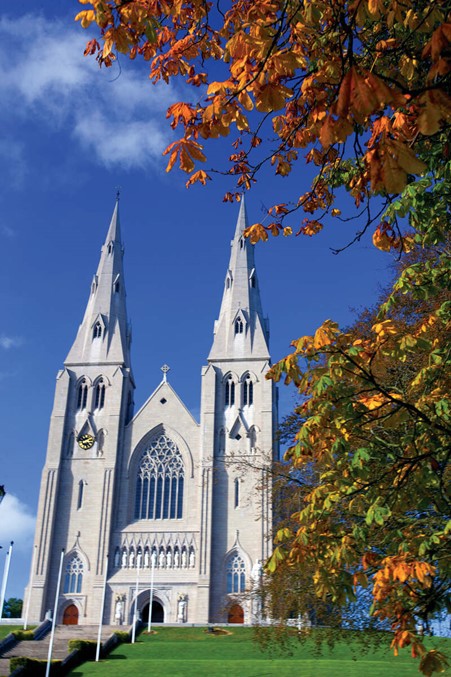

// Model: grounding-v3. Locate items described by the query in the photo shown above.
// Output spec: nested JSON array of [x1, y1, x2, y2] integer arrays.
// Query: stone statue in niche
[[177, 595, 187, 623], [114, 595, 125, 625]]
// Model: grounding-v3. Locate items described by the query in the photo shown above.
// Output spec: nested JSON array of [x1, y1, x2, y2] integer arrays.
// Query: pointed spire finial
[[115, 186, 121, 202]]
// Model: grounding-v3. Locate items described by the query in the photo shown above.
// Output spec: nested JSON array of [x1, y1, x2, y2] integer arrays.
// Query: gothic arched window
[[226, 553, 246, 593], [77, 379, 88, 411], [64, 554, 83, 594], [134, 434, 184, 520], [243, 374, 253, 406], [225, 376, 235, 407], [234, 318, 244, 335], [93, 322, 102, 339], [94, 379, 106, 410]]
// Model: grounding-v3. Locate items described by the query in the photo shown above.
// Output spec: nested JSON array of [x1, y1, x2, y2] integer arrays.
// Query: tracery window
[[94, 379, 106, 410], [64, 554, 83, 594], [225, 376, 235, 407], [77, 379, 88, 411], [226, 553, 246, 593], [243, 374, 253, 406], [235, 318, 244, 335], [134, 434, 184, 520]]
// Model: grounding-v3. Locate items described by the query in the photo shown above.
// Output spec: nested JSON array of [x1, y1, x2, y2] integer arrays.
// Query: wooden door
[[227, 604, 244, 624], [63, 604, 79, 625]]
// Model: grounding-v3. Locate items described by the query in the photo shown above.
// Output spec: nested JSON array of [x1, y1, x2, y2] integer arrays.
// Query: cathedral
[[24, 198, 277, 626]]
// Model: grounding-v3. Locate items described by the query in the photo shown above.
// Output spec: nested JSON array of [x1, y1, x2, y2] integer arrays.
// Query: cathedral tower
[[201, 197, 277, 623], [25, 200, 134, 624]]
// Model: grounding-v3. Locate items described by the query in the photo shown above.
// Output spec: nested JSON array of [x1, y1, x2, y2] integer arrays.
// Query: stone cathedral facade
[[24, 199, 277, 626]]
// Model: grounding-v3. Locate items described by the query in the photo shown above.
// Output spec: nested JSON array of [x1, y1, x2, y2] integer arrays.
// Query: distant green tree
[[3, 598, 23, 619]]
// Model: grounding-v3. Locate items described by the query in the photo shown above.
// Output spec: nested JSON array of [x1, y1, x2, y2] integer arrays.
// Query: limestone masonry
[[24, 198, 278, 625]]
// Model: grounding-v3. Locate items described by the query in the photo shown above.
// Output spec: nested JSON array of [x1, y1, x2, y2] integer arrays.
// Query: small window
[[225, 376, 235, 407], [108, 242, 114, 254], [240, 237, 244, 250], [235, 318, 243, 335], [250, 273, 256, 288], [243, 375, 253, 406], [234, 478, 240, 508], [94, 379, 106, 410], [93, 322, 102, 339], [77, 379, 88, 411], [77, 480, 84, 510], [114, 275, 120, 293]]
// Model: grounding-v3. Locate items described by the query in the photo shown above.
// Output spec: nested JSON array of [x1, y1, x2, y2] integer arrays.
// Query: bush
[[113, 631, 130, 643], [67, 639, 98, 659], [10, 656, 61, 675], [12, 630, 35, 641]]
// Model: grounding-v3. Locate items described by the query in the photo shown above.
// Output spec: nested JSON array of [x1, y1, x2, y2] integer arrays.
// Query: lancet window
[[226, 553, 246, 593], [76, 379, 88, 411], [243, 374, 253, 406], [93, 322, 102, 339], [134, 434, 184, 520], [94, 379, 106, 410], [225, 376, 235, 407], [234, 317, 244, 335], [64, 554, 83, 594], [77, 481, 84, 510]]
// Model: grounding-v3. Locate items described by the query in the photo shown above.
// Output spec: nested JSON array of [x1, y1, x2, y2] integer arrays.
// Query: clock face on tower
[[77, 433, 95, 450]]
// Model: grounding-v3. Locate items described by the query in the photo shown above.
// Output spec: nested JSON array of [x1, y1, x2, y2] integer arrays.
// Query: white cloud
[[0, 336, 23, 350], [0, 14, 178, 169], [0, 494, 36, 554]]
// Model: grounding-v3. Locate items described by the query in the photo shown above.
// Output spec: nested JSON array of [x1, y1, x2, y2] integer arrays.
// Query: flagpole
[[45, 549, 65, 677], [0, 542, 14, 619], [23, 544, 37, 630], [131, 555, 140, 644], [96, 553, 109, 662], [147, 555, 155, 634]]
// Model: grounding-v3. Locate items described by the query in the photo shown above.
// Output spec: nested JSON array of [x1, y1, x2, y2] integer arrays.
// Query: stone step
[[2, 625, 124, 664]]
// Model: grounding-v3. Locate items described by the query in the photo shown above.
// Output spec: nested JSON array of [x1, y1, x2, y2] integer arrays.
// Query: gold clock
[[78, 434, 95, 450]]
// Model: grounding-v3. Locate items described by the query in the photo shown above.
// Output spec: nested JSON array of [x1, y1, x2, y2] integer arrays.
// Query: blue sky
[[0, 2, 395, 600]]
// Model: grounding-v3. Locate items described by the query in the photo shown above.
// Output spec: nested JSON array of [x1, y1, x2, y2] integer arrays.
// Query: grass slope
[[0, 626, 22, 641], [69, 627, 451, 676]]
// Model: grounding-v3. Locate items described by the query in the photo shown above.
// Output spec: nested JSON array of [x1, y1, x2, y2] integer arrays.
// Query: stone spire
[[208, 197, 270, 361], [65, 199, 131, 367]]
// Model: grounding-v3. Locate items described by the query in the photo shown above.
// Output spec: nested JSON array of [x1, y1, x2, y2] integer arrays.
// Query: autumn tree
[[76, 1, 450, 672]]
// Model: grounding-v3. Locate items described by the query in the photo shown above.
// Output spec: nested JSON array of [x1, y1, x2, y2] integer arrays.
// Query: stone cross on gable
[[161, 364, 170, 382]]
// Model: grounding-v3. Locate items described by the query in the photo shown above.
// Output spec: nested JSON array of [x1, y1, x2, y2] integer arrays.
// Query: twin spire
[[65, 198, 131, 368], [208, 196, 270, 361], [65, 195, 269, 370]]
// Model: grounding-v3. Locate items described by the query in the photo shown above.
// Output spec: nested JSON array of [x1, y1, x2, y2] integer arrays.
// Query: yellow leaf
[[75, 9, 96, 28]]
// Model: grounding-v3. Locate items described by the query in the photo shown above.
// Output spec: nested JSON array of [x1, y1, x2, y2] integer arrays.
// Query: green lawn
[[68, 627, 451, 676], [0, 626, 22, 641]]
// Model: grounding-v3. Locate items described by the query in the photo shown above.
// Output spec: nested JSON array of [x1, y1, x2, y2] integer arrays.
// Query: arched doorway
[[141, 600, 164, 623], [63, 604, 79, 625], [228, 604, 244, 624]]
